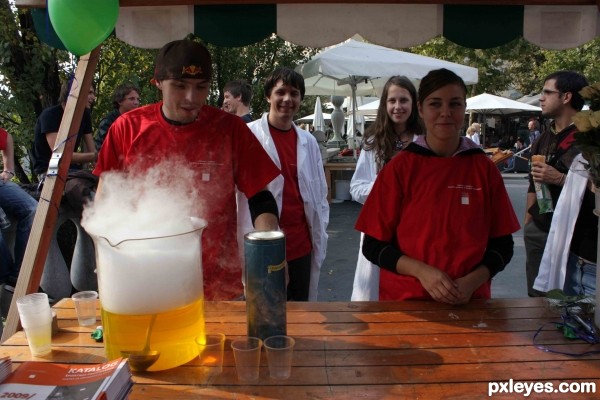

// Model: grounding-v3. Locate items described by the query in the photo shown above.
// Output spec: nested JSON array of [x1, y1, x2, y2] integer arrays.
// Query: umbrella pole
[[351, 81, 358, 160]]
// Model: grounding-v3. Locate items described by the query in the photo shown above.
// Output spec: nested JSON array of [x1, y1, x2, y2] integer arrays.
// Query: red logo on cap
[[182, 65, 202, 76]]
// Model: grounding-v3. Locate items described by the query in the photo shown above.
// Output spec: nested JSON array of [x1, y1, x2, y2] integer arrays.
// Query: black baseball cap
[[153, 39, 213, 81]]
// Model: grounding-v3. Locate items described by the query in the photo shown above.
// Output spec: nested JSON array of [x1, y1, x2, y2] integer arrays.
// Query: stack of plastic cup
[[16, 293, 53, 357]]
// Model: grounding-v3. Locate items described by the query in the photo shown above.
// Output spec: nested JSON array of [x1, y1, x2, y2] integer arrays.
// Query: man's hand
[[0, 171, 14, 182], [531, 161, 562, 185]]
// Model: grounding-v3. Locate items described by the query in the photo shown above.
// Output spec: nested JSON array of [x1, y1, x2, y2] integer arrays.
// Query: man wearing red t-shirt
[[94, 40, 281, 300], [240, 67, 329, 301]]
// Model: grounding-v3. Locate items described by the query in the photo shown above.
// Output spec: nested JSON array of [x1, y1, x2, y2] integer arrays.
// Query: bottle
[[244, 231, 287, 340], [531, 155, 554, 214], [0, 207, 11, 230]]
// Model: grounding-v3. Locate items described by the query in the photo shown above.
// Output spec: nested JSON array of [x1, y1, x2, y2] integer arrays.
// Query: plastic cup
[[231, 337, 262, 382], [196, 333, 226, 377], [71, 291, 98, 326], [264, 335, 295, 379], [16, 293, 52, 357]]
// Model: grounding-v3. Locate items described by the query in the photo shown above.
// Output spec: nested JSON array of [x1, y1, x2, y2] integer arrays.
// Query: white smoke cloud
[[82, 158, 204, 245]]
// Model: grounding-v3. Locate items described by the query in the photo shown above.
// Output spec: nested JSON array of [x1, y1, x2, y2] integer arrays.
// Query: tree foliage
[[411, 35, 600, 97], [1, 0, 600, 179]]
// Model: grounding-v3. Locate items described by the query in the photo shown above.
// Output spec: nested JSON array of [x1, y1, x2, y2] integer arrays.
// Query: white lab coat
[[534, 154, 590, 292], [349, 148, 379, 301], [237, 113, 329, 301]]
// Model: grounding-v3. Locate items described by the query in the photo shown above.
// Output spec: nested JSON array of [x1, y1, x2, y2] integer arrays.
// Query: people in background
[[240, 67, 329, 301], [349, 76, 423, 301], [32, 77, 97, 182], [0, 128, 37, 292], [222, 79, 253, 122], [94, 40, 281, 300], [94, 83, 140, 150], [524, 70, 588, 297], [470, 122, 481, 146], [355, 68, 519, 303], [527, 119, 541, 146], [514, 137, 525, 152]]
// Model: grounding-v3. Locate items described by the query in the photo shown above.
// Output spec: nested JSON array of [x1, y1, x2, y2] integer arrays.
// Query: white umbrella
[[467, 93, 542, 115], [356, 99, 380, 116], [466, 93, 541, 147], [346, 96, 365, 149], [297, 35, 478, 97], [295, 112, 332, 124], [297, 35, 478, 155], [313, 96, 326, 132]]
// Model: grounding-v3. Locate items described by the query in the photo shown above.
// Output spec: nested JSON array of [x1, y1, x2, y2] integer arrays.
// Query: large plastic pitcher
[[90, 219, 206, 372]]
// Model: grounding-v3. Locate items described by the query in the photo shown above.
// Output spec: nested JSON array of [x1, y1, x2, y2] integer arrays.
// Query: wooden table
[[324, 162, 356, 203], [1, 298, 599, 399]]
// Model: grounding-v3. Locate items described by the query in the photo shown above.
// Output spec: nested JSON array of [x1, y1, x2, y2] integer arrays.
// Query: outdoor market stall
[[6, 0, 600, 347]]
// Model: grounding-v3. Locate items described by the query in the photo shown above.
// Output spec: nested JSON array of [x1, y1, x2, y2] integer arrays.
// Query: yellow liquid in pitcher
[[101, 297, 205, 371]]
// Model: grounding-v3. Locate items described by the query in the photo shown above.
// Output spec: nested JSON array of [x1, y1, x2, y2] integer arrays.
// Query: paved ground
[[317, 173, 530, 301]]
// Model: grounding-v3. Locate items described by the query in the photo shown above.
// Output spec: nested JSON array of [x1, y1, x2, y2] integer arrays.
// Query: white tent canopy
[[467, 93, 542, 114], [356, 99, 380, 116], [295, 113, 332, 124]]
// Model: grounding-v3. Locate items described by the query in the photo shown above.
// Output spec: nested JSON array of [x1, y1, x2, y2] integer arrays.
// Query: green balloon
[[48, 0, 119, 56]]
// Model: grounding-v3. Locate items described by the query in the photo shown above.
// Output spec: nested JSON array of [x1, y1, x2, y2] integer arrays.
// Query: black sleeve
[[361, 234, 404, 274], [248, 190, 278, 227], [481, 234, 514, 278]]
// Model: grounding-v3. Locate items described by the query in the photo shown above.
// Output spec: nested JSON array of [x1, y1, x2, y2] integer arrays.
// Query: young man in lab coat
[[238, 67, 329, 301]]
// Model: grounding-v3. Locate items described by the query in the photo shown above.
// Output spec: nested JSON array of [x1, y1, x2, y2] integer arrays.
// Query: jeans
[[563, 252, 596, 297], [0, 180, 38, 285]]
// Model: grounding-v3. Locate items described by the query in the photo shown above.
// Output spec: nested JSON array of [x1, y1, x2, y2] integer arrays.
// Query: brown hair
[[362, 76, 422, 171]]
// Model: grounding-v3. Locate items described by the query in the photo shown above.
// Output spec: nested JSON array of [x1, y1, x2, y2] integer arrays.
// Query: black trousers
[[287, 253, 312, 301]]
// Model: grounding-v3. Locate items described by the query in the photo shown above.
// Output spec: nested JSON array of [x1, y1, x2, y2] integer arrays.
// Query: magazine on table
[[0, 357, 132, 400]]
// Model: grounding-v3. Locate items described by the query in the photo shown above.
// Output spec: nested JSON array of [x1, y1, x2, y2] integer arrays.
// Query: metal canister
[[244, 231, 286, 340]]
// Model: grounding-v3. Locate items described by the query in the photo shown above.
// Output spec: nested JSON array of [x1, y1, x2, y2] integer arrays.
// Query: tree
[[0, 1, 70, 182], [209, 35, 319, 119]]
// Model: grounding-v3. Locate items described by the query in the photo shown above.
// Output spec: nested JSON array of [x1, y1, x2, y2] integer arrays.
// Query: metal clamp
[[47, 153, 62, 176]]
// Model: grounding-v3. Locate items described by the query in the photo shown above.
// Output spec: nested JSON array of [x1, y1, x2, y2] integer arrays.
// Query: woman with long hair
[[350, 76, 422, 301]]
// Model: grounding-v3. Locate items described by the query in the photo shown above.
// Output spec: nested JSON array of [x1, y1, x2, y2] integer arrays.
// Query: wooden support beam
[[1, 46, 101, 343]]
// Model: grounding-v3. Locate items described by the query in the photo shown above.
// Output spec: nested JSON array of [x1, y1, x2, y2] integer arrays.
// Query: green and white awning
[[30, 3, 600, 51]]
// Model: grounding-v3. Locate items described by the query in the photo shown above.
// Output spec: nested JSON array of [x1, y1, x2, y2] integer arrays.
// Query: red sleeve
[[354, 159, 402, 242], [0, 128, 7, 151], [93, 119, 127, 176], [232, 122, 280, 199]]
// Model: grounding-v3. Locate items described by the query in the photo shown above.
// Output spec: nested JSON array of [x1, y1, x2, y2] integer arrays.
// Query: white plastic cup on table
[[71, 290, 98, 326], [231, 337, 262, 382], [264, 335, 295, 379], [196, 333, 226, 377], [16, 293, 52, 357]]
